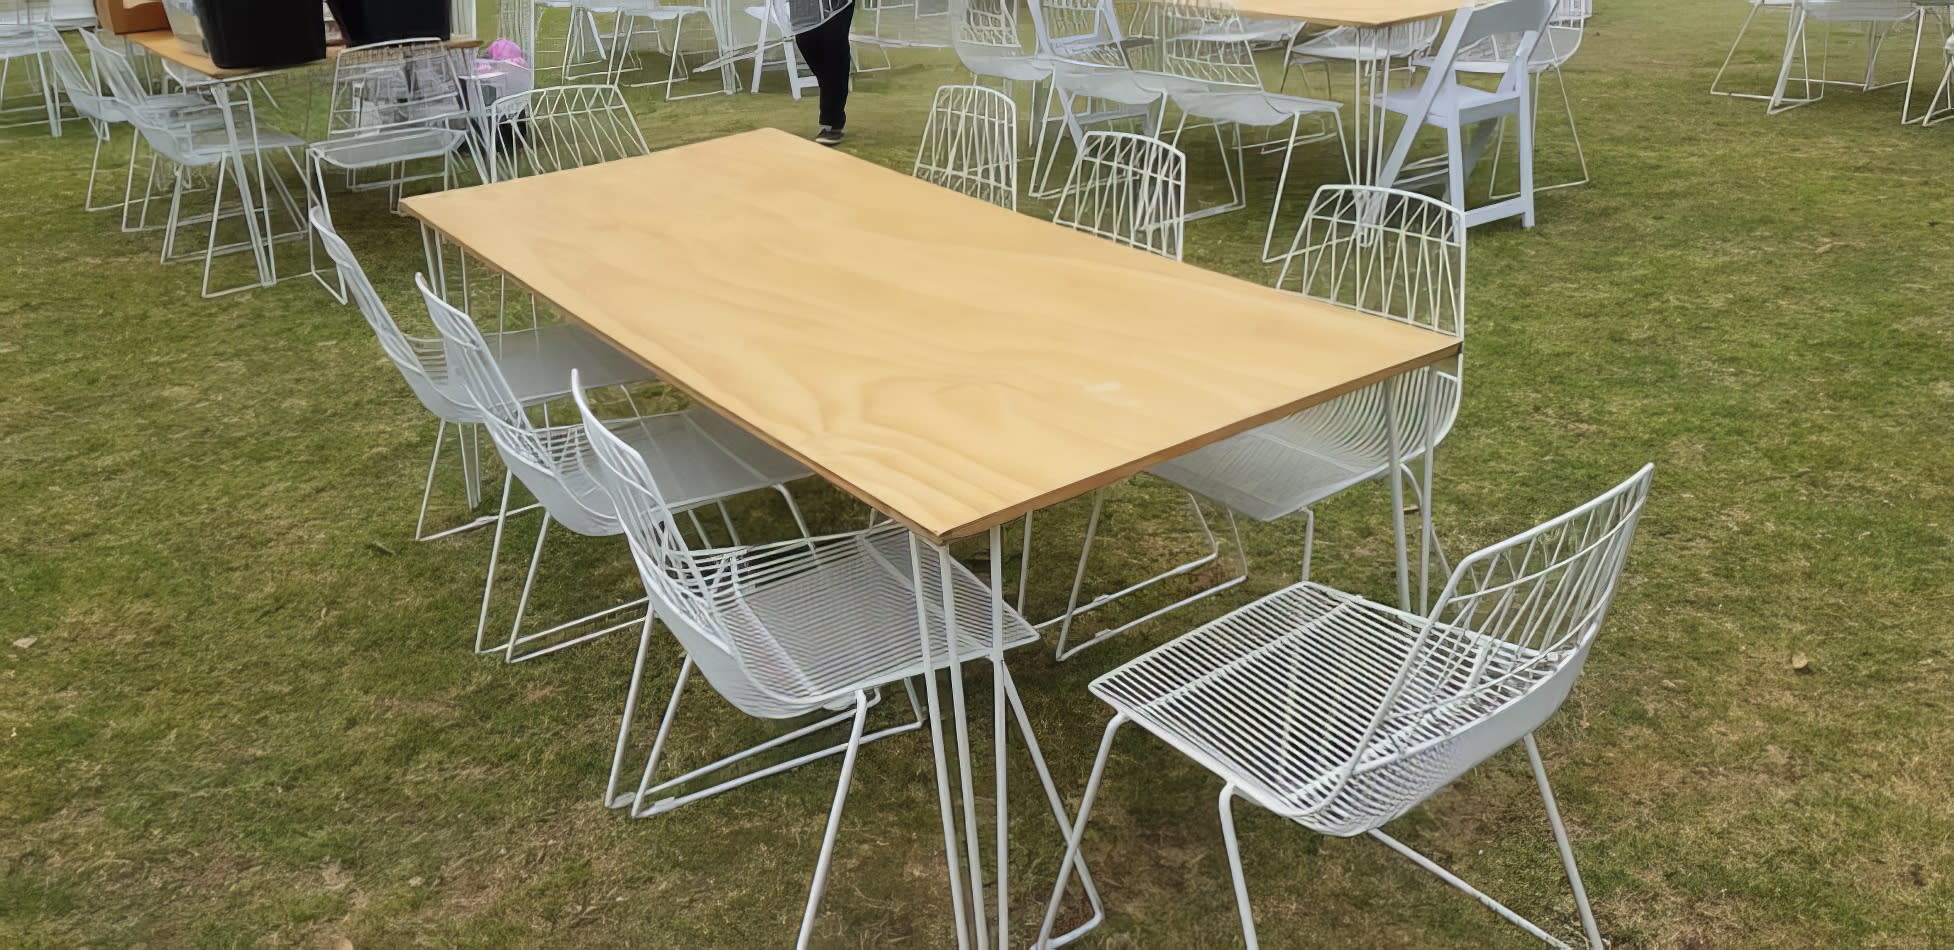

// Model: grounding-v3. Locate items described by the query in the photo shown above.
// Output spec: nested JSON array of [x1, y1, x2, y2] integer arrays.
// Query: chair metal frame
[[483, 82, 649, 182], [913, 82, 1019, 208], [0, 0, 66, 135], [1037, 464, 1655, 950], [423, 275, 815, 663], [1762, 0, 1923, 115], [1473, 6, 1589, 197], [572, 368, 1104, 948], [1025, 0, 1169, 199]]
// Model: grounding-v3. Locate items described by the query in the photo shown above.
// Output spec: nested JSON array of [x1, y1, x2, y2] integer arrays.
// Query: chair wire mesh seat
[[912, 82, 1018, 208], [571, 372, 1103, 949], [423, 278, 814, 663], [1150, 186, 1463, 593], [1038, 464, 1655, 950], [311, 208, 652, 543]]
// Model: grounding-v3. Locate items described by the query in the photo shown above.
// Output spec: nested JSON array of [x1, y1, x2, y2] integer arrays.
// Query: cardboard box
[[93, 0, 169, 35]]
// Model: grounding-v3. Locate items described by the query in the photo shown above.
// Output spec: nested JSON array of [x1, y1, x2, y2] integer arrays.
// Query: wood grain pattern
[[402, 128, 1460, 544], [127, 31, 482, 80], [1238, 0, 1461, 26]]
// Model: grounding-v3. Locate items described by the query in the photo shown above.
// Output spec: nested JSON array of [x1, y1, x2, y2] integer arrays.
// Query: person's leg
[[805, 3, 854, 131]]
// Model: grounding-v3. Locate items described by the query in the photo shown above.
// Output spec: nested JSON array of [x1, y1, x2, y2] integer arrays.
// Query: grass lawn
[[5, 0, 1954, 946]]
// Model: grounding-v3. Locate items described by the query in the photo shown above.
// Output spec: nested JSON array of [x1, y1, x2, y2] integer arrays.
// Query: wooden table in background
[[402, 128, 1460, 948], [126, 30, 481, 81]]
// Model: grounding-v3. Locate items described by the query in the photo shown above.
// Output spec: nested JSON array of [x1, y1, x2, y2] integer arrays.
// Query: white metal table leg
[[1382, 375, 1411, 611], [909, 533, 975, 949]]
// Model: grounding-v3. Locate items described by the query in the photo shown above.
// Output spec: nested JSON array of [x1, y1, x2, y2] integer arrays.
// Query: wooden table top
[[401, 129, 1461, 544], [1238, 0, 1461, 26], [126, 31, 481, 81]]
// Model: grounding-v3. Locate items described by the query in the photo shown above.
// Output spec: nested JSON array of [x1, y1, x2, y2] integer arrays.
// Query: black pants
[[794, 2, 854, 129]]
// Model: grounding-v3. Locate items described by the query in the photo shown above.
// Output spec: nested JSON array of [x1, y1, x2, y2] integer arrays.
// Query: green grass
[[5, 1, 1954, 946]]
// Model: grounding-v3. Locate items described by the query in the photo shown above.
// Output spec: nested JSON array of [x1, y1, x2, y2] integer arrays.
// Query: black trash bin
[[326, 0, 452, 48], [199, 0, 327, 71]]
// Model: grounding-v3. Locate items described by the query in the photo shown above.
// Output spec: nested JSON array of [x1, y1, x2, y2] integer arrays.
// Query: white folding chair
[[422, 277, 815, 663], [1154, 0, 1346, 261], [572, 370, 1101, 949], [1038, 464, 1655, 950], [94, 37, 308, 298], [310, 208, 652, 542], [913, 82, 1019, 208], [1469, 5, 1589, 197], [307, 39, 474, 303], [483, 82, 648, 181], [1151, 185, 1464, 601], [1381, 0, 1553, 229]]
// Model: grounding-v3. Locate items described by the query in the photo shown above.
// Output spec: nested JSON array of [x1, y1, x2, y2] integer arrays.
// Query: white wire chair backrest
[[952, 0, 1027, 53], [1151, 0, 1261, 88], [1310, 464, 1654, 835], [41, 25, 110, 122], [1052, 130, 1186, 261], [1270, 185, 1464, 480], [485, 83, 648, 181], [419, 275, 618, 535], [85, 29, 171, 116], [912, 83, 1018, 210], [84, 33, 220, 162], [572, 373, 809, 718], [497, 0, 539, 60], [309, 208, 466, 422], [1029, 0, 1126, 62], [324, 39, 468, 141]]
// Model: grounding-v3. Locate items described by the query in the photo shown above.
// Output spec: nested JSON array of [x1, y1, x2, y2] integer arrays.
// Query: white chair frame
[[913, 81, 1019, 208]]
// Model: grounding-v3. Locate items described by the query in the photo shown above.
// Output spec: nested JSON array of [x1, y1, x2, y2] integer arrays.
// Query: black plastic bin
[[199, 0, 327, 71], [326, 0, 452, 48]]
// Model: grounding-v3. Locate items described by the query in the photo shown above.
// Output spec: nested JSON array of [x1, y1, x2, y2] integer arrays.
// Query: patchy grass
[[5, 0, 1954, 946]]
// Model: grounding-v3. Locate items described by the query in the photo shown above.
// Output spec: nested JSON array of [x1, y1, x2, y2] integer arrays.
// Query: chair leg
[[1035, 713, 1126, 949], [795, 690, 869, 950], [1710, 1, 1766, 97], [1218, 784, 1260, 949], [1526, 734, 1605, 949], [1051, 487, 1247, 660], [473, 471, 516, 654], [501, 509, 646, 663], [605, 612, 661, 808]]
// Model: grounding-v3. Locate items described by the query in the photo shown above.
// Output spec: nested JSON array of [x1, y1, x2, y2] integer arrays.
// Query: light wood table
[[123, 31, 480, 294], [1237, 0, 1463, 26], [402, 128, 1460, 948], [126, 30, 481, 81]]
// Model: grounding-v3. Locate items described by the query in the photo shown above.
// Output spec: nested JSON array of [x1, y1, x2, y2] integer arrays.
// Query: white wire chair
[[78, 29, 226, 232], [1380, 0, 1552, 229], [1038, 464, 1654, 950], [1280, 15, 1443, 98], [310, 207, 652, 543], [596, 0, 721, 98], [1924, 31, 1954, 124], [483, 82, 648, 181], [422, 276, 815, 663], [93, 34, 309, 298], [1466, 5, 1589, 197], [1152, 0, 1347, 262], [570, 370, 1104, 950], [1150, 185, 1464, 600], [0, 0, 65, 135], [1044, 130, 1246, 661], [307, 39, 475, 303], [43, 26, 133, 212], [913, 82, 1018, 208], [1026, 0, 1170, 198], [1709, 0, 1800, 99], [1762, 0, 1923, 115]]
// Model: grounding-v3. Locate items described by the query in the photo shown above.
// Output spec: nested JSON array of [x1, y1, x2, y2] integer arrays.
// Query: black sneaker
[[814, 126, 845, 146]]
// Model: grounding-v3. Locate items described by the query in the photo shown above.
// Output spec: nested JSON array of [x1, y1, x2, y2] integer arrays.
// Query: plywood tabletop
[[126, 31, 481, 80], [1238, 0, 1461, 26], [402, 129, 1459, 544]]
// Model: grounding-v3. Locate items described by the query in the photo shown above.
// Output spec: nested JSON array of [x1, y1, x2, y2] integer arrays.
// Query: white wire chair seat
[[1287, 18, 1441, 65], [913, 82, 1018, 208], [309, 126, 463, 169], [1148, 371, 1460, 522], [953, 0, 1059, 81], [1090, 581, 1543, 830], [1038, 465, 1653, 949], [652, 521, 1042, 713]]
